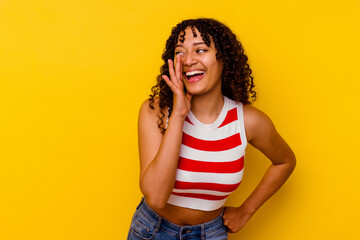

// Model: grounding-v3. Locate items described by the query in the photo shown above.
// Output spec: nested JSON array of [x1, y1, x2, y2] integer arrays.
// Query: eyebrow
[[175, 42, 206, 48]]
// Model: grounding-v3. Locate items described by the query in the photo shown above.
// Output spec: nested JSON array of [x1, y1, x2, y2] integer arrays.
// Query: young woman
[[127, 18, 296, 239]]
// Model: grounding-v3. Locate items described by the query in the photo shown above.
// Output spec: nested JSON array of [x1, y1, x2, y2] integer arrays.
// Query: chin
[[186, 87, 207, 96]]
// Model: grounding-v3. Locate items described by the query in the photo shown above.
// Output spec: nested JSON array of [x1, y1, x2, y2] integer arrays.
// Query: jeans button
[[182, 229, 191, 234]]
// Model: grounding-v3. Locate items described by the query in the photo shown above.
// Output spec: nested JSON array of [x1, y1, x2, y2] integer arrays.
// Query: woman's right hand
[[162, 54, 192, 119]]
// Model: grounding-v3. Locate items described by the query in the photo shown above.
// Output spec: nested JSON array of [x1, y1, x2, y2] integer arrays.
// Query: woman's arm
[[138, 56, 192, 209], [223, 105, 296, 233], [138, 100, 185, 209]]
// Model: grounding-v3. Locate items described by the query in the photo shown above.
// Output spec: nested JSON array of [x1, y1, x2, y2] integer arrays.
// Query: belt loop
[[201, 224, 205, 240], [179, 227, 183, 240], [155, 213, 162, 233]]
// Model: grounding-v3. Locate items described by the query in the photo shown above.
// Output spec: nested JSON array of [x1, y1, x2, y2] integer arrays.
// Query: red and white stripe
[[167, 97, 248, 211]]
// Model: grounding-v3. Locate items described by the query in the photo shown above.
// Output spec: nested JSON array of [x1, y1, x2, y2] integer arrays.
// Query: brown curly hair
[[149, 18, 256, 134]]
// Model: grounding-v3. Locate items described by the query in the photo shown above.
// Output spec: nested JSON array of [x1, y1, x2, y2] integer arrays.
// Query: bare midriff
[[149, 202, 224, 226]]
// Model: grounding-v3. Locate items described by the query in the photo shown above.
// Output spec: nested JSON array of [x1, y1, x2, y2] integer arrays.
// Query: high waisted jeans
[[127, 198, 228, 240]]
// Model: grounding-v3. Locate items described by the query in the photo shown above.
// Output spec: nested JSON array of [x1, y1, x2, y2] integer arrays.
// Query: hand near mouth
[[162, 54, 193, 120]]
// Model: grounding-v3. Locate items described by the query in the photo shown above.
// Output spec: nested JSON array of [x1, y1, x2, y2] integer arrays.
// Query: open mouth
[[184, 70, 206, 83]]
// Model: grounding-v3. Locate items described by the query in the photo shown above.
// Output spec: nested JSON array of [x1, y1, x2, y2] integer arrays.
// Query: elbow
[[277, 151, 296, 175], [145, 196, 168, 209], [140, 182, 169, 209], [288, 152, 296, 174]]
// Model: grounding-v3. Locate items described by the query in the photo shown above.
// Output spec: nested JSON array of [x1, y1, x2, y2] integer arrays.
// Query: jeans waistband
[[136, 197, 224, 236]]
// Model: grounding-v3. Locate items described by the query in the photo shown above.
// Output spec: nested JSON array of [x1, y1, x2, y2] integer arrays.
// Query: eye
[[175, 51, 185, 56], [196, 49, 207, 53]]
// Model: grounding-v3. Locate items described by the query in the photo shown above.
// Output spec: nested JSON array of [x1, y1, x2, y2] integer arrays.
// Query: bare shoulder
[[139, 97, 161, 117], [139, 97, 168, 124], [242, 104, 276, 144]]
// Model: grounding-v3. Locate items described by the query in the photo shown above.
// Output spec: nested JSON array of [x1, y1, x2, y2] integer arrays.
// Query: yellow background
[[1, 0, 359, 239]]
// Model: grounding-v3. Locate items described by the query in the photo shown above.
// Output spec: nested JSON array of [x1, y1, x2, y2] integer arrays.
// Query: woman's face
[[174, 27, 223, 96]]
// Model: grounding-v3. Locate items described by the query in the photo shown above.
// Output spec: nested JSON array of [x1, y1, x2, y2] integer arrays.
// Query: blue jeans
[[127, 198, 228, 240]]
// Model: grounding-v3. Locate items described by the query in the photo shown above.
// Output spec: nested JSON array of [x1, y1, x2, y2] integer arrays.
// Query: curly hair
[[149, 18, 256, 134]]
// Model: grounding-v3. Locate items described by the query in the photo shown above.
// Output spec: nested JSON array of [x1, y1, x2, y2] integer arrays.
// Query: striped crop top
[[167, 96, 247, 211]]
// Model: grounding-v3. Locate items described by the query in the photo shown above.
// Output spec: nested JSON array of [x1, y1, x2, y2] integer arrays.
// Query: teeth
[[185, 70, 205, 77]]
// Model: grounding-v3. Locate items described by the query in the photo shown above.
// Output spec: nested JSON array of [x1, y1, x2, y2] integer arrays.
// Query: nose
[[182, 52, 197, 66]]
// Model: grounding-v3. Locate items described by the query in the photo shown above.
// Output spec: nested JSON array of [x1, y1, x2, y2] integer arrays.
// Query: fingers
[[164, 59, 178, 92], [169, 56, 183, 84], [164, 56, 185, 92], [222, 220, 233, 233], [222, 208, 230, 232], [222, 207, 237, 233], [167, 59, 177, 85], [162, 75, 174, 89], [175, 54, 182, 82]]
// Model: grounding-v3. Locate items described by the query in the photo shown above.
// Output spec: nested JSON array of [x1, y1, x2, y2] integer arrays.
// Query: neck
[[191, 90, 224, 124]]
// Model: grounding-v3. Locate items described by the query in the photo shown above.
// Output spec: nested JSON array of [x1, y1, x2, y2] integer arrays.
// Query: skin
[[138, 27, 296, 233]]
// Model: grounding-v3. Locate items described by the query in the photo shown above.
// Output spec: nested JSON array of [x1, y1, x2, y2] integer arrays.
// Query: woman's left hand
[[222, 206, 253, 233]]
